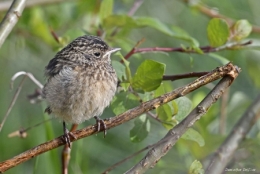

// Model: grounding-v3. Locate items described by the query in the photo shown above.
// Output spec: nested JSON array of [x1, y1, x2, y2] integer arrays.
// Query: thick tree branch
[[0, 0, 27, 48], [0, 63, 238, 173], [206, 94, 260, 174], [125, 70, 239, 174]]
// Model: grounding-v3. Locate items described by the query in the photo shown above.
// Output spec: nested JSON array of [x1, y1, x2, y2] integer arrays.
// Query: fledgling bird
[[42, 35, 120, 146]]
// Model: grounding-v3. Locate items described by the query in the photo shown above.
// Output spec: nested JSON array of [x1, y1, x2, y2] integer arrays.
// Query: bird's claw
[[94, 116, 107, 138]]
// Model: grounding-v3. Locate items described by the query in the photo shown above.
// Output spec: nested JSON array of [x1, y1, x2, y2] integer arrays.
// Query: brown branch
[[0, 0, 27, 48], [124, 40, 252, 60], [125, 69, 240, 173], [163, 71, 208, 81], [206, 94, 260, 173], [0, 62, 239, 173]]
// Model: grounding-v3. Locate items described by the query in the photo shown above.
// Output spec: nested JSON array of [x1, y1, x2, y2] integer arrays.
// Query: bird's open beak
[[104, 48, 121, 57]]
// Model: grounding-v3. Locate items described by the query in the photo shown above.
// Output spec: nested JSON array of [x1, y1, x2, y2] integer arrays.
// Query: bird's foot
[[63, 122, 76, 148], [94, 116, 107, 138]]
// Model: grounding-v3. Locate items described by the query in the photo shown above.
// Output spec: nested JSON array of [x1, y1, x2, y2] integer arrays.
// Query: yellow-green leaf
[[189, 160, 204, 174], [99, 0, 114, 22], [231, 19, 252, 41], [207, 18, 229, 47]]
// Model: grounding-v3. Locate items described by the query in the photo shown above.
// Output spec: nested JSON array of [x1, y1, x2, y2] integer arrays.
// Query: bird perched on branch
[[42, 35, 120, 147]]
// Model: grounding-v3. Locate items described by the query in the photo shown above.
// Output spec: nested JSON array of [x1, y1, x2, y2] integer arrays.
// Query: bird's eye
[[93, 52, 101, 57]]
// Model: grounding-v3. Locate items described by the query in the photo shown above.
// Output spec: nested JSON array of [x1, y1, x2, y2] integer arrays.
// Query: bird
[[42, 35, 120, 147]]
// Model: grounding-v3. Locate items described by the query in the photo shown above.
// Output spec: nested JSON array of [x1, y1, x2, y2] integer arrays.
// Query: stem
[[0, 0, 27, 48]]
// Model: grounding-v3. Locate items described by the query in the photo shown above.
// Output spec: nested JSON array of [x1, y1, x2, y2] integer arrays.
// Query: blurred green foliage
[[0, 0, 260, 173]]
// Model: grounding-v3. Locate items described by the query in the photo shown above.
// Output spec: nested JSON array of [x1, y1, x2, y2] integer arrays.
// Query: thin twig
[[125, 70, 239, 174], [1, 72, 43, 132], [0, 76, 27, 132], [127, 0, 145, 16], [0, 63, 237, 173], [219, 88, 229, 134], [110, 0, 145, 36], [102, 144, 153, 174], [196, 3, 260, 33], [0, 0, 27, 48], [8, 118, 52, 138], [123, 40, 252, 60], [11, 71, 43, 89], [206, 94, 260, 174]]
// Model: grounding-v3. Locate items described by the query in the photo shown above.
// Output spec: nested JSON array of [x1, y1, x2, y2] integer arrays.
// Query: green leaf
[[112, 60, 126, 81], [29, 8, 56, 46], [103, 15, 199, 46], [135, 17, 174, 36], [136, 18, 199, 46], [117, 52, 132, 81], [120, 82, 130, 91], [111, 92, 139, 115], [189, 160, 204, 174], [131, 60, 165, 92], [171, 26, 199, 47], [99, 0, 114, 22], [103, 15, 138, 29], [156, 104, 172, 122], [174, 97, 193, 121], [154, 82, 173, 97], [156, 104, 177, 130], [207, 18, 230, 47], [231, 19, 252, 41], [130, 115, 150, 143], [182, 128, 205, 147]]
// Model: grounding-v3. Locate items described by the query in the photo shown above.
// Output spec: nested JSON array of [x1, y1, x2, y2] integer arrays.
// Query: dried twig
[[0, 71, 44, 132], [0, 0, 27, 48], [0, 63, 237, 173], [11, 71, 43, 89], [0, 76, 26, 132]]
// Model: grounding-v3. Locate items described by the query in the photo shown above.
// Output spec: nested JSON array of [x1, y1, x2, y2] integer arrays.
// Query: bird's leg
[[62, 121, 76, 148], [94, 116, 107, 138]]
